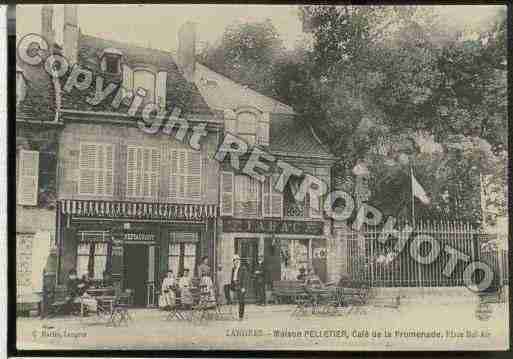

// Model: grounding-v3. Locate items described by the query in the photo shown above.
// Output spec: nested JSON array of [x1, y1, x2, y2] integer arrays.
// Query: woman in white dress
[[199, 271, 215, 304], [178, 268, 193, 308], [160, 270, 176, 309]]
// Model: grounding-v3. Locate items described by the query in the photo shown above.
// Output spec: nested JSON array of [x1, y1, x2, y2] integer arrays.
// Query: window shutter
[[79, 144, 96, 195], [104, 145, 114, 195], [127, 147, 137, 197], [188, 151, 201, 200], [142, 148, 151, 197], [224, 109, 237, 134], [17, 150, 39, 206], [122, 64, 133, 98], [220, 171, 234, 216], [262, 176, 271, 217], [150, 149, 160, 198], [258, 112, 270, 146], [96, 145, 105, 195], [310, 192, 322, 219], [270, 173, 283, 218], [168, 150, 179, 201], [156, 71, 167, 109]]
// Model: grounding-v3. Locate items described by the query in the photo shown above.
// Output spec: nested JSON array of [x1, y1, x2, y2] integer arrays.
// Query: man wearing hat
[[231, 254, 248, 320]]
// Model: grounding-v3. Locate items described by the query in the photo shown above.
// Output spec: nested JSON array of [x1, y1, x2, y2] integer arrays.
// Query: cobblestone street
[[17, 301, 509, 351]]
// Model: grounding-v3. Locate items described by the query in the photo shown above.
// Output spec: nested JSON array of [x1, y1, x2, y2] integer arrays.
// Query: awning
[[60, 199, 218, 220]]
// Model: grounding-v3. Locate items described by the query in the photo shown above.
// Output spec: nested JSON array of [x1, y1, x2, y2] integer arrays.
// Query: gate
[[346, 220, 479, 287]]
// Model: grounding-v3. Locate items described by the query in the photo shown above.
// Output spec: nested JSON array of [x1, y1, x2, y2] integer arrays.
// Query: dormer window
[[122, 65, 167, 109], [237, 111, 257, 145], [100, 48, 122, 74], [16, 66, 26, 106]]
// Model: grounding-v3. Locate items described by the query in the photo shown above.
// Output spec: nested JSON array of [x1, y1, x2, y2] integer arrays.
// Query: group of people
[[159, 256, 215, 311], [64, 269, 106, 315]]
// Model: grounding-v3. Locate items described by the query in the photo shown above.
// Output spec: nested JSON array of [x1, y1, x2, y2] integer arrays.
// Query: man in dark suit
[[254, 255, 266, 305], [231, 254, 248, 320]]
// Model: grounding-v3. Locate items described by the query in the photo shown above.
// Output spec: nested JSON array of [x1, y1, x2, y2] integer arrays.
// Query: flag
[[412, 173, 430, 205]]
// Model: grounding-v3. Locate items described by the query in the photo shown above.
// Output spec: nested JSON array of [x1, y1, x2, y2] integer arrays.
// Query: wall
[[57, 122, 220, 204]]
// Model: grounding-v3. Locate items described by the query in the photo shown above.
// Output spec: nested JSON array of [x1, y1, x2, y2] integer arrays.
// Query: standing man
[[254, 255, 266, 305], [231, 254, 248, 320], [197, 256, 211, 278]]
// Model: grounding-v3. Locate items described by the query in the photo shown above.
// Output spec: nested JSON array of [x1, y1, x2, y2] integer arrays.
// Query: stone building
[[18, 5, 341, 307]]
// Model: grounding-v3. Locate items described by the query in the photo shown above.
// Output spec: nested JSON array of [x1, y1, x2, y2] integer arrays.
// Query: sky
[[16, 4, 504, 52]]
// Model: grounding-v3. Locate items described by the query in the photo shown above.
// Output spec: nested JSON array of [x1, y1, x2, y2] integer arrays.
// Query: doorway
[[124, 244, 149, 307], [235, 238, 258, 301]]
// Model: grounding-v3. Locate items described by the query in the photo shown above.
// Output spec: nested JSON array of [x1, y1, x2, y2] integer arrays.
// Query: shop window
[[127, 146, 161, 199], [168, 149, 201, 202], [235, 175, 259, 217], [17, 150, 39, 206], [76, 231, 110, 280], [78, 143, 114, 196], [279, 239, 309, 280], [168, 232, 199, 276]]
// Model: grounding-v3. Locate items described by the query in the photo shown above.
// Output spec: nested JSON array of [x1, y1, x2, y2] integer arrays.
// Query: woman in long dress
[[160, 270, 176, 309], [199, 271, 215, 304], [178, 268, 193, 308]]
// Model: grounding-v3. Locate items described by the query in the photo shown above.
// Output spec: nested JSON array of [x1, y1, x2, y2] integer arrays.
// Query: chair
[[112, 289, 134, 326]]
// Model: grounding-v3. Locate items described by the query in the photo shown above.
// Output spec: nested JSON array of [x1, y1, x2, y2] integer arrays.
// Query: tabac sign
[[223, 219, 324, 235]]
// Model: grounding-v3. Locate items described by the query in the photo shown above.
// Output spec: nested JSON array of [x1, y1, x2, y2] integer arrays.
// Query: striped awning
[[60, 200, 218, 220]]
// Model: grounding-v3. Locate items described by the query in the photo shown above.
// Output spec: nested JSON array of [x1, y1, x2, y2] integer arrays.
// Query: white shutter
[[310, 193, 322, 218], [150, 149, 160, 198], [177, 151, 186, 199], [17, 150, 39, 205], [262, 176, 271, 217], [258, 112, 270, 146], [122, 64, 133, 98], [224, 109, 237, 134], [96, 145, 105, 195], [270, 173, 283, 218], [220, 171, 234, 216], [168, 149, 179, 201], [79, 144, 96, 195], [104, 145, 114, 195], [156, 71, 167, 109], [127, 147, 137, 197], [188, 150, 201, 200]]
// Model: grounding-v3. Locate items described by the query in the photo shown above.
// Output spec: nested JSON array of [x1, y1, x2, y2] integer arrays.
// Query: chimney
[[41, 5, 54, 45], [177, 21, 197, 82], [63, 5, 79, 64]]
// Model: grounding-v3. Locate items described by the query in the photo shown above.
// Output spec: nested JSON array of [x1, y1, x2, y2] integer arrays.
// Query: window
[[237, 112, 257, 145], [235, 175, 259, 217], [127, 146, 161, 199], [100, 48, 122, 74], [133, 69, 156, 104], [76, 231, 110, 280], [79, 143, 114, 196], [168, 232, 198, 276], [168, 149, 201, 201], [17, 150, 39, 206], [262, 174, 283, 218], [16, 67, 26, 106], [105, 55, 120, 74]]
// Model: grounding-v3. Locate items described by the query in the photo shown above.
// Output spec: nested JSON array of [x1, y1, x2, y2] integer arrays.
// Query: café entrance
[[123, 244, 149, 307]]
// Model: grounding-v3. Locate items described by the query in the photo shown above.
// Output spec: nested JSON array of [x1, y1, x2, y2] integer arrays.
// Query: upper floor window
[[17, 149, 39, 206], [122, 65, 167, 109], [235, 174, 259, 217], [168, 149, 202, 202], [78, 143, 114, 196], [100, 48, 122, 74], [237, 111, 257, 145], [126, 146, 161, 199], [16, 66, 26, 106]]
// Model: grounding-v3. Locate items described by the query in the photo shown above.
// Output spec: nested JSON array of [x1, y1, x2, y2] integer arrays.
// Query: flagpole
[[410, 164, 415, 229]]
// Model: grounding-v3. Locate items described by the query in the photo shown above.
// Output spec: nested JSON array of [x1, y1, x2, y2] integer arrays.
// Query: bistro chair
[[112, 289, 134, 326]]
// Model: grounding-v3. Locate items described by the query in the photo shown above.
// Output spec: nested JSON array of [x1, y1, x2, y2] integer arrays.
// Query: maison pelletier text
[[222, 218, 324, 235]]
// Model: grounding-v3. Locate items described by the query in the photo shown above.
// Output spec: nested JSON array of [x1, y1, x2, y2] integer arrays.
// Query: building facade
[[20, 5, 341, 307]]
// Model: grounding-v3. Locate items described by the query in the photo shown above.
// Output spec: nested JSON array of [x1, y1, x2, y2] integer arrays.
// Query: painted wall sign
[[223, 219, 324, 235], [123, 232, 156, 242]]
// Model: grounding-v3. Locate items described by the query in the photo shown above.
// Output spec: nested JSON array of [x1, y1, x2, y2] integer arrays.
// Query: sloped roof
[[16, 56, 56, 122], [193, 63, 294, 115], [61, 34, 212, 116], [270, 117, 334, 159]]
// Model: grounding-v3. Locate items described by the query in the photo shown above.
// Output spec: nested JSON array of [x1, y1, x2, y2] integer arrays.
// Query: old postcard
[[13, 4, 508, 352]]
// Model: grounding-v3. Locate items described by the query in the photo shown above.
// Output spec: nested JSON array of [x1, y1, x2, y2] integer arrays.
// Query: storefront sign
[[123, 232, 156, 242], [223, 219, 323, 235]]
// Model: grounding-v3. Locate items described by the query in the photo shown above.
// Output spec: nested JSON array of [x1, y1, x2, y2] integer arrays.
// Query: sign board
[[223, 219, 324, 235]]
